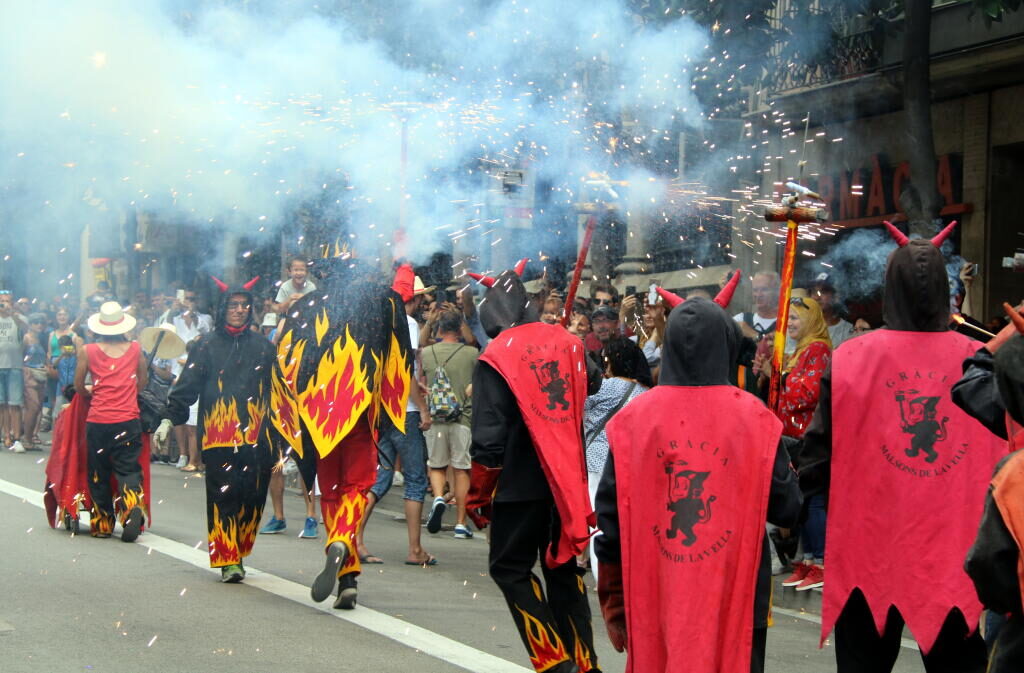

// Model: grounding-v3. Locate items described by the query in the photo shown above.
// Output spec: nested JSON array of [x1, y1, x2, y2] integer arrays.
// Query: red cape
[[1009, 415, 1023, 453], [479, 322, 593, 567], [44, 396, 152, 530], [825, 329, 1006, 652], [606, 385, 780, 673]]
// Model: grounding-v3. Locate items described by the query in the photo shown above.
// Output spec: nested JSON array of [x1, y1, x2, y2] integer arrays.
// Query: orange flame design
[[299, 327, 371, 458], [119, 488, 146, 523], [202, 397, 244, 449], [90, 505, 114, 537], [378, 332, 410, 431], [270, 330, 306, 455], [236, 506, 259, 558], [208, 504, 240, 567], [569, 620, 594, 673], [514, 604, 571, 672], [244, 394, 267, 445], [315, 310, 330, 346], [323, 491, 367, 573]]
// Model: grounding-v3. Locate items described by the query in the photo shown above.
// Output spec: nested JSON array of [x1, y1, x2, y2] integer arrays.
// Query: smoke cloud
[[0, 0, 709, 298]]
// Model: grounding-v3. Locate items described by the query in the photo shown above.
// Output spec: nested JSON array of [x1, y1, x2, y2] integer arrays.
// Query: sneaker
[[771, 555, 787, 576], [453, 524, 473, 539], [781, 562, 812, 587], [220, 564, 244, 583], [258, 516, 286, 534], [426, 496, 446, 534], [175, 455, 188, 469], [333, 573, 358, 610], [796, 564, 824, 591], [311, 542, 348, 603], [121, 507, 144, 543], [393, 472, 405, 487], [10, 440, 25, 454], [299, 517, 318, 539]]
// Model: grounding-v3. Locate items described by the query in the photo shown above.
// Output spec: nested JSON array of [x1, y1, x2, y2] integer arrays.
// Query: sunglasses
[[594, 298, 614, 306], [790, 297, 808, 309], [226, 302, 251, 310]]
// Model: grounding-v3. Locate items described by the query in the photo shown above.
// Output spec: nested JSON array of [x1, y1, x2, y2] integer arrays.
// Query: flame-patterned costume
[[468, 263, 603, 673], [162, 281, 275, 569], [269, 254, 412, 600]]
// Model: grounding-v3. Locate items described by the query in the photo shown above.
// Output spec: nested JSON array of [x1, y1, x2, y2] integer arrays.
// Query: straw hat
[[261, 312, 279, 328], [87, 301, 137, 336], [413, 276, 435, 296], [139, 322, 186, 359]]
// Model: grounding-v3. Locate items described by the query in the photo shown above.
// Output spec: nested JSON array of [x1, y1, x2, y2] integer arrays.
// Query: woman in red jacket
[[778, 296, 832, 591]]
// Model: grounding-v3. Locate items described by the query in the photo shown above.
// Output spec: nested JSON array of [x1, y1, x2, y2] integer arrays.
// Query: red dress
[[777, 340, 831, 438]]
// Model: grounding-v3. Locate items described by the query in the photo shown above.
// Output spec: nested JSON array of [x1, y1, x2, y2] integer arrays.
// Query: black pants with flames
[[86, 419, 144, 536], [203, 443, 272, 568], [489, 499, 598, 673]]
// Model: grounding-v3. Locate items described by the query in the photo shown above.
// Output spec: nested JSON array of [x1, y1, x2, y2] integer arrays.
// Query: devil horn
[[714, 270, 741, 308], [242, 276, 260, 291], [930, 220, 958, 248], [513, 258, 529, 277], [883, 221, 909, 247], [467, 272, 496, 288], [1006, 302, 1024, 335], [656, 286, 684, 309], [210, 276, 229, 293]]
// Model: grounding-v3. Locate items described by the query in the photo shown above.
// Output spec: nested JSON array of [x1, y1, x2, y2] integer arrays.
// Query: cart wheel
[[63, 511, 73, 532], [71, 517, 80, 535]]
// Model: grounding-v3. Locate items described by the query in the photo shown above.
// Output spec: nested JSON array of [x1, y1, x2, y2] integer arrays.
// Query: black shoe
[[311, 542, 348, 603], [220, 564, 244, 583], [333, 574, 358, 610], [426, 496, 446, 534], [549, 662, 579, 673], [121, 507, 144, 543]]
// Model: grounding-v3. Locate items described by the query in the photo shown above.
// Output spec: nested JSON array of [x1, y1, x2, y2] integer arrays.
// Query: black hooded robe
[[163, 285, 275, 569]]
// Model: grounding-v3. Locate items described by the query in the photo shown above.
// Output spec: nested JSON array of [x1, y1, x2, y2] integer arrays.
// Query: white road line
[[0, 478, 532, 673]]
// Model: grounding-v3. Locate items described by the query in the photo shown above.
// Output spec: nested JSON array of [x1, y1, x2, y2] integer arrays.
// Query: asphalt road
[[0, 434, 927, 673]]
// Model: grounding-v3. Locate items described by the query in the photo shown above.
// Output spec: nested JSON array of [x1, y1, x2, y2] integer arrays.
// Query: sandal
[[359, 554, 384, 564], [181, 464, 199, 472], [404, 554, 438, 566]]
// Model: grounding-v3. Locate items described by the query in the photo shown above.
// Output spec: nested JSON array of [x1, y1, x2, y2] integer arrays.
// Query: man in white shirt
[[812, 275, 854, 349]]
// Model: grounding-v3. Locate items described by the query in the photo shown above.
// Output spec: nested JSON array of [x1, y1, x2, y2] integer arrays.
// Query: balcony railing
[[765, 28, 881, 94]]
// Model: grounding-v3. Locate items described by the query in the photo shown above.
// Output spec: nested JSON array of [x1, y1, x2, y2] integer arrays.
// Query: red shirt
[[777, 340, 831, 438], [85, 342, 141, 424]]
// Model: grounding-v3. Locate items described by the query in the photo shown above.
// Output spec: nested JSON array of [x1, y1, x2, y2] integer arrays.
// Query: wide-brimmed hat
[[413, 276, 435, 296], [87, 301, 137, 336], [139, 322, 186, 359]]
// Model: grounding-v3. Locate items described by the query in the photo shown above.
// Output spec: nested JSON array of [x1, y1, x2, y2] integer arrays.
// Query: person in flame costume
[[155, 277, 276, 583], [962, 303, 1024, 672], [593, 275, 803, 673], [466, 260, 603, 673], [795, 221, 1006, 673], [269, 248, 412, 610]]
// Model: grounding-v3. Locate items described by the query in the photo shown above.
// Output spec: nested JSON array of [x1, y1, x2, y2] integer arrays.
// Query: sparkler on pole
[[561, 215, 598, 327]]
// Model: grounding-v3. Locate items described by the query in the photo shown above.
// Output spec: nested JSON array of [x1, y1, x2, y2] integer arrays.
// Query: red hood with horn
[[657, 270, 740, 311]]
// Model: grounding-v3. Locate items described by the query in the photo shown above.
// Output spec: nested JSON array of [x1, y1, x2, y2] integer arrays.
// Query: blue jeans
[[0, 368, 24, 406], [370, 412, 428, 502], [802, 494, 827, 564]]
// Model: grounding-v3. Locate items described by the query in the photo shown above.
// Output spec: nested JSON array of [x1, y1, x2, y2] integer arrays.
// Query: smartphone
[[176, 289, 185, 302], [648, 284, 658, 306], [625, 285, 636, 296]]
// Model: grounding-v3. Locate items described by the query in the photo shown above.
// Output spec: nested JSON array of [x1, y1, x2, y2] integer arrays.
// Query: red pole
[[768, 218, 798, 412], [561, 215, 598, 327]]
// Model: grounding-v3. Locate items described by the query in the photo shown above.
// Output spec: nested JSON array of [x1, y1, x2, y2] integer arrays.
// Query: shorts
[[425, 422, 472, 470], [370, 411, 428, 502], [0, 368, 24, 406]]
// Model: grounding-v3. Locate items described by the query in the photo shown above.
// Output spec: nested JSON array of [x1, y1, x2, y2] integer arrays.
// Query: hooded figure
[[269, 255, 412, 610], [594, 297, 801, 673], [962, 305, 1024, 672], [157, 278, 276, 583], [467, 265, 603, 673], [795, 222, 1004, 672]]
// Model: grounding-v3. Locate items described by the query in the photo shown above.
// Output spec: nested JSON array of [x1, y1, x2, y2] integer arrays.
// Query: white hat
[[87, 301, 137, 336], [413, 276, 435, 296], [261, 312, 279, 328], [139, 322, 186, 359]]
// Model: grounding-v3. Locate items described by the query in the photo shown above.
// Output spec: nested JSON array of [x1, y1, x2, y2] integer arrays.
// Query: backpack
[[427, 344, 465, 422]]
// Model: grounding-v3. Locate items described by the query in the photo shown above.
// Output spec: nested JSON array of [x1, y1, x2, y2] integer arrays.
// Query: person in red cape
[[269, 252, 412, 609], [795, 221, 1005, 672], [467, 261, 603, 673], [594, 282, 802, 673], [960, 303, 1024, 672]]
